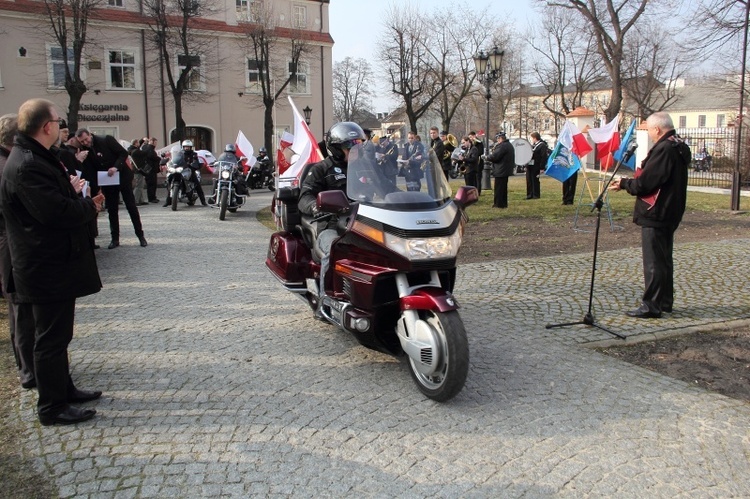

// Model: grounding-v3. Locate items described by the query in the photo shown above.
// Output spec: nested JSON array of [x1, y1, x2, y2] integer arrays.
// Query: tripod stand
[[546, 144, 637, 339]]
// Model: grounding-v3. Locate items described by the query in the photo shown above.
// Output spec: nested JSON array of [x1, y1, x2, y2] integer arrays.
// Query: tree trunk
[[173, 92, 186, 141], [264, 96, 274, 154]]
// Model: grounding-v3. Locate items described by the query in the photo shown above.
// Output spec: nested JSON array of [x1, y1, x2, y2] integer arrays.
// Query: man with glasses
[[0, 98, 105, 425]]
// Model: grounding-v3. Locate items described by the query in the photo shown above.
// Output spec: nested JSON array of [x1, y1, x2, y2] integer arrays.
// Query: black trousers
[[102, 182, 144, 240], [493, 176, 508, 208], [8, 299, 35, 385], [32, 299, 76, 417], [562, 173, 578, 204], [641, 226, 675, 314], [146, 168, 158, 201], [526, 166, 540, 198]]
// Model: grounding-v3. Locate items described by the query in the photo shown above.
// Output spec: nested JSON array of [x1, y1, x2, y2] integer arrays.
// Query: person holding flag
[[609, 112, 691, 318]]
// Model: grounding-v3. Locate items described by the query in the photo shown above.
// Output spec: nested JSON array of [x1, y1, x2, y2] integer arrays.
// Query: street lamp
[[473, 46, 504, 190], [303, 105, 312, 125]]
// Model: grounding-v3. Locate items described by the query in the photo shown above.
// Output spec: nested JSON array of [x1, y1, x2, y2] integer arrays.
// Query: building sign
[[78, 103, 130, 123]]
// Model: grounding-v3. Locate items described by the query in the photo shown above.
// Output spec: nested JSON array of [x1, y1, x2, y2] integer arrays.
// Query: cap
[[495, 131, 506, 139], [59, 119, 68, 130]]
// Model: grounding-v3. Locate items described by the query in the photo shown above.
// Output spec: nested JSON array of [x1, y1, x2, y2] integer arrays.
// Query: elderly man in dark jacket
[[0, 98, 106, 425], [486, 132, 515, 208], [610, 112, 690, 318]]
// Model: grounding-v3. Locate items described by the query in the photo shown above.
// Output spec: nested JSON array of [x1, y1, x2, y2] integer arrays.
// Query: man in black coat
[[610, 112, 690, 318], [0, 113, 36, 389], [77, 128, 147, 248], [486, 132, 515, 208], [528, 132, 547, 199], [457, 136, 480, 193], [141, 137, 161, 203], [0, 98, 106, 425]]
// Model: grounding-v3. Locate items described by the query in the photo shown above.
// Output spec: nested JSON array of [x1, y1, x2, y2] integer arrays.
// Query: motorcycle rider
[[163, 140, 207, 207], [255, 146, 273, 187], [298, 122, 366, 304], [210, 143, 248, 201]]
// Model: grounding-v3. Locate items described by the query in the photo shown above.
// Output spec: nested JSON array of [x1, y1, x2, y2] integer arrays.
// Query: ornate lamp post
[[473, 46, 504, 190], [303, 105, 312, 125]]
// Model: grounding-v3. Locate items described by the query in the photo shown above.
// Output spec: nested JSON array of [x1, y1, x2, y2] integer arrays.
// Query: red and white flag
[[560, 120, 593, 158], [587, 116, 620, 170], [279, 96, 323, 188], [235, 130, 257, 172], [276, 131, 295, 177]]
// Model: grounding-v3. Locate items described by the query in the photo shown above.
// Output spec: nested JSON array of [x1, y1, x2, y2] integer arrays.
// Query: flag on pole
[[276, 131, 295, 176], [545, 138, 582, 183], [587, 116, 620, 170], [559, 120, 593, 158], [280, 96, 323, 187], [235, 131, 257, 171], [613, 119, 637, 169]]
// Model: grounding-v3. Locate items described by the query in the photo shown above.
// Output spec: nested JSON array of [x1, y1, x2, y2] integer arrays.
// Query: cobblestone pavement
[[11, 191, 750, 497]]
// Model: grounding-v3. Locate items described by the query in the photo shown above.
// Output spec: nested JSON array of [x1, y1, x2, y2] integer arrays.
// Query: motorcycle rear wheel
[[405, 310, 469, 402], [219, 190, 228, 220], [171, 184, 179, 211]]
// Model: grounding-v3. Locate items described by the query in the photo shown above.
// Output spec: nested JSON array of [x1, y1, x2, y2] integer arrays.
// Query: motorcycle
[[166, 151, 201, 211], [249, 158, 275, 191], [693, 151, 712, 172], [449, 148, 465, 179], [210, 160, 246, 220], [266, 143, 478, 401]]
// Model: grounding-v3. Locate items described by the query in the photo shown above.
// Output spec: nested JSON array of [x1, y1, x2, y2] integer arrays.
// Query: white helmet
[[182, 139, 194, 149]]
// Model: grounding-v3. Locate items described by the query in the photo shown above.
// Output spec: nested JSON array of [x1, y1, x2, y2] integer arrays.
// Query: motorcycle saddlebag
[[266, 231, 312, 288]]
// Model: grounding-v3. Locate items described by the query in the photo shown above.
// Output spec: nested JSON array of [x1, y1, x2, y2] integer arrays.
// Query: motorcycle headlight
[[221, 170, 230, 179], [167, 166, 181, 174], [351, 220, 461, 261]]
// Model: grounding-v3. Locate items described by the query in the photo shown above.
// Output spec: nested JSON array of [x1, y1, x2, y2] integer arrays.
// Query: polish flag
[[560, 120, 593, 158], [276, 131, 295, 177], [235, 130, 257, 173], [279, 96, 323, 188], [587, 116, 620, 170]]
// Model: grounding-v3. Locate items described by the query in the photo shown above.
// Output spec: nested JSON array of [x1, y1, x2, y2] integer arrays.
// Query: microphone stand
[[545, 144, 637, 339]]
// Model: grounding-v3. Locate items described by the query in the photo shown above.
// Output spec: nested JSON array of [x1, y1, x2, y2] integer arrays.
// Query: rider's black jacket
[[298, 156, 347, 216]]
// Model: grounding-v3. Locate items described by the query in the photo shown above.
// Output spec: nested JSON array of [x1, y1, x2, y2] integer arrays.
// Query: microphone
[[623, 141, 638, 161]]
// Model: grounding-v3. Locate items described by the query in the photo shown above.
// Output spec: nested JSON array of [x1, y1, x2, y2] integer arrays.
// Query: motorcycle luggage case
[[266, 231, 311, 286]]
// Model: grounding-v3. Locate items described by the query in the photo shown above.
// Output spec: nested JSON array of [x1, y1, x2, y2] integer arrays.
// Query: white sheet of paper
[[97, 171, 120, 186], [82, 181, 89, 198]]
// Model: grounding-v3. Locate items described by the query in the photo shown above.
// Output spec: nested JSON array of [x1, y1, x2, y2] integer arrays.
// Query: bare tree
[[379, 5, 446, 133], [332, 57, 374, 121], [547, 0, 650, 122], [621, 23, 687, 118], [239, 5, 309, 152], [42, 0, 103, 130], [530, 8, 607, 124], [428, 11, 499, 132], [143, 0, 219, 142]]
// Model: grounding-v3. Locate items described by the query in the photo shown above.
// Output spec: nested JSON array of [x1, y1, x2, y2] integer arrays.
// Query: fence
[[677, 127, 749, 190]]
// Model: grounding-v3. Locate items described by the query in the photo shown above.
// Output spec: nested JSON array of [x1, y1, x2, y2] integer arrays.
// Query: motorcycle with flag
[[267, 129, 478, 401]]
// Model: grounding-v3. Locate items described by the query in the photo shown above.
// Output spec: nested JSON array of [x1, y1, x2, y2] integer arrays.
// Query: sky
[[328, 0, 536, 113]]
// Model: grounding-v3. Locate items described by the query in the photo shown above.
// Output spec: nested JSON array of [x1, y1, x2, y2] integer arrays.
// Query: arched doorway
[[170, 126, 213, 151]]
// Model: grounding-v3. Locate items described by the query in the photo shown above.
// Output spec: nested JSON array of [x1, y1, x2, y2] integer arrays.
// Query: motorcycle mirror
[[317, 190, 350, 214], [454, 186, 479, 208]]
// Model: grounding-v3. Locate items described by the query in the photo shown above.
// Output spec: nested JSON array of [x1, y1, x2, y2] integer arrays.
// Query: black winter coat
[[620, 129, 690, 230], [88, 134, 132, 185], [486, 140, 515, 178], [298, 156, 348, 216], [0, 133, 101, 303]]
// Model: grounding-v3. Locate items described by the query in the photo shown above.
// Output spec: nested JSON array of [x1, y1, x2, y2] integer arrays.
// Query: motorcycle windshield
[[346, 141, 452, 210]]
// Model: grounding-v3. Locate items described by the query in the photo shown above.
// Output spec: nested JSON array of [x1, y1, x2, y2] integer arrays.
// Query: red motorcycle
[[266, 143, 478, 401]]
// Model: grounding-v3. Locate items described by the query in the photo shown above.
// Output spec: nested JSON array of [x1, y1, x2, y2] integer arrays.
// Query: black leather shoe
[[150, 199, 160, 203], [662, 305, 673, 313], [39, 406, 96, 426], [108, 240, 119, 249], [625, 307, 661, 319], [21, 379, 37, 389], [138, 235, 148, 247], [162, 202, 170, 207], [68, 388, 102, 403]]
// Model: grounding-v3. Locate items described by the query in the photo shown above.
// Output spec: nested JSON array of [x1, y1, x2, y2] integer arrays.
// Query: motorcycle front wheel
[[405, 310, 469, 402], [219, 190, 228, 220], [171, 184, 179, 211], [449, 169, 459, 179]]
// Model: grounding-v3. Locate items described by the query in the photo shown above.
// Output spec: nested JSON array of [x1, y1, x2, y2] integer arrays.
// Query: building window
[[107, 49, 137, 89], [48, 46, 75, 88], [716, 114, 726, 128], [246, 59, 263, 93], [108, 0, 123, 6], [177, 54, 203, 92], [698, 115, 706, 128], [679, 116, 686, 128], [292, 5, 307, 28], [288, 60, 308, 94], [236, 0, 256, 21]]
